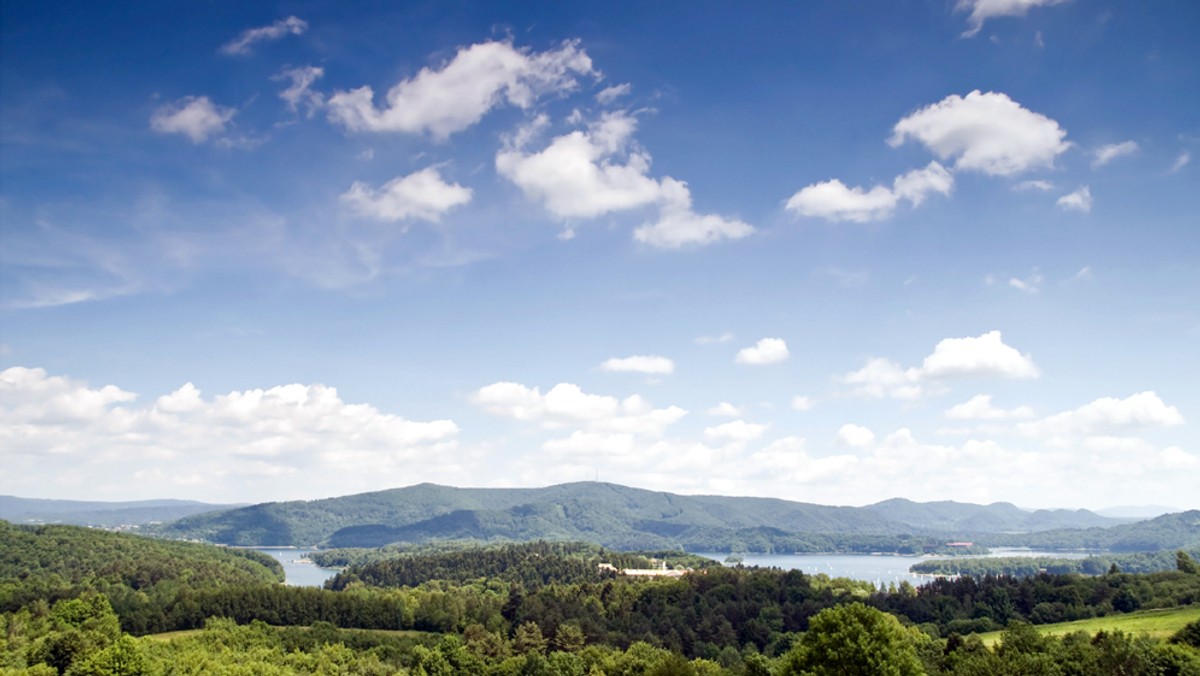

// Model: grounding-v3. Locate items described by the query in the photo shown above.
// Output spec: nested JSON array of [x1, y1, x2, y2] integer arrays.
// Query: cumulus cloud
[[706, 402, 741, 417], [890, 91, 1070, 176], [600, 355, 675, 375], [220, 16, 308, 56], [735, 338, 789, 365], [328, 40, 595, 138], [1057, 185, 1092, 212], [341, 168, 472, 222], [1092, 140, 1138, 168], [150, 96, 235, 143], [840, 330, 1038, 399], [791, 396, 815, 411], [0, 367, 460, 501], [956, 0, 1070, 38], [920, 330, 1040, 379], [275, 65, 324, 116], [704, 420, 767, 444], [497, 112, 662, 218], [786, 162, 953, 223], [499, 111, 752, 247], [945, 394, 1034, 419], [472, 381, 687, 437], [1020, 391, 1184, 438], [633, 177, 754, 248], [835, 424, 876, 448]]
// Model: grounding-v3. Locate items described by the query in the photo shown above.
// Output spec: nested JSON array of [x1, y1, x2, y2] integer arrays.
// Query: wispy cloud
[[220, 16, 308, 56]]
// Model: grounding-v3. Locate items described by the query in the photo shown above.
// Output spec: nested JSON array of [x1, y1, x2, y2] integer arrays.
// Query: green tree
[[781, 602, 925, 676], [1177, 551, 1199, 574]]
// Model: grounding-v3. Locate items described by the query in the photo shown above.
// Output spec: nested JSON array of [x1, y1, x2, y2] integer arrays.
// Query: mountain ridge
[[146, 481, 1141, 549]]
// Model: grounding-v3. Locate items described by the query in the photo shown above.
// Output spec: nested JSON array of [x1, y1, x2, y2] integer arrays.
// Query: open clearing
[[977, 605, 1200, 646]]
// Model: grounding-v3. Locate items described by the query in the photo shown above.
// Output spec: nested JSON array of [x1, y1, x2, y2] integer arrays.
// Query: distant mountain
[[1097, 505, 1182, 519], [0, 495, 243, 528], [150, 482, 1134, 549], [979, 510, 1200, 552], [863, 498, 1127, 532]]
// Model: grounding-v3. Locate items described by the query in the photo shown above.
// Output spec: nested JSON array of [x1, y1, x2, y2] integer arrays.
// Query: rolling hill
[[148, 482, 1138, 549], [0, 495, 244, 528]]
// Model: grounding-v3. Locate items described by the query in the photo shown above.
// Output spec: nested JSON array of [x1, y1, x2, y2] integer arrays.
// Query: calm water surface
[[255, 546, 1092, 588], [254, 548, 340, 587], [691, 548, 1093, 587]]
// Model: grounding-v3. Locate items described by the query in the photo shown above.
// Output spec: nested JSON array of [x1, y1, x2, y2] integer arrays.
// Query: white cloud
[[791, 396, 815, 411], [920, 330, 1040, 379], [328, 40, 595, 138], [275, 66, 324, 116], [600, 355, 675, 375], [472, 381, 686, 437], [1020, 391, 1184, 438], [1057, 185, 1092, 213], [633, 177, 755, 248], [0, 367, 460, 501], [1014, 179, 1054, 191], [497, 112, 662, 218], [945, 394, 1034, 420], [892, 162, 956, 206], [839, 358, 924, 399], [706, 402, 741, 417], [695, 332, 734, 345], [500, 112, 752, 247], [596, 83, 631, 104], [785, 162, 953, 223], [150, 96, 235, 143], [704, 420, 767, 444], [835, 423, 876, 448], [341, 168, 472, 222], [890, 91, 1070, 176], [786, 180, 897, 223], [1008, 269, 1043, 294], [735, 338, 789, 365], [956, 0, 1070, 38], [840, 330, 1038, 399], [1092, 140, 1138, 168], [1169, 151, 1191, 173], [220, 16, 308, 56]]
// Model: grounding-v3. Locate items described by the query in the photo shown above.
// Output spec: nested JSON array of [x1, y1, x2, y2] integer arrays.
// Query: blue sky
[[2, 1, 1197, 509]]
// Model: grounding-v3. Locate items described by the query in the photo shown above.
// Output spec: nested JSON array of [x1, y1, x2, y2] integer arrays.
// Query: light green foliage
[[782, 602, 925, 675]]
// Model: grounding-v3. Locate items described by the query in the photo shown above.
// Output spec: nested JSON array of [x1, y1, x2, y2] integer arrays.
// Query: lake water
[[691, 548, 1093, 587], [254, 548, 341, 587], [255, 546, 1093, 588]]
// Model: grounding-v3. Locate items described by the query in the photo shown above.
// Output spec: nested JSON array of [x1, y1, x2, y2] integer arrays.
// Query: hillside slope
[[152, 482, 1133, 549]]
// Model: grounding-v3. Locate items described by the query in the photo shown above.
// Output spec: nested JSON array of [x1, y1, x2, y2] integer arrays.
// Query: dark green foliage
[[0, 520, 282, 620], [325, 541, 645, 590], [1172, 619, 1200, 648]]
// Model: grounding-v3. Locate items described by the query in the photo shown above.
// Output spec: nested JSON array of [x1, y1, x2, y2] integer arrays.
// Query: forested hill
[[0, 520, 282, 620], [150, 481, 1133, 549], [0, 495, 243, 527], [978, 509, 1200, 552]]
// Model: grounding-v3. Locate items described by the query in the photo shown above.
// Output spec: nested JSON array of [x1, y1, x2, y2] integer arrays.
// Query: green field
[[977, 605, 1200, 646]]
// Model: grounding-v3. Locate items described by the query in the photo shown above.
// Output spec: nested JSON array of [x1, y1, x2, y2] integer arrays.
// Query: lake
[[691, 548, 1093, 587], [256, 546, 1093, 588], [254, 548, 341, 587]]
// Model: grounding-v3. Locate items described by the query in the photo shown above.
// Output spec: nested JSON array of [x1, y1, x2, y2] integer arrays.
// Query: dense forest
[[3, 521, 1200, 673]]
